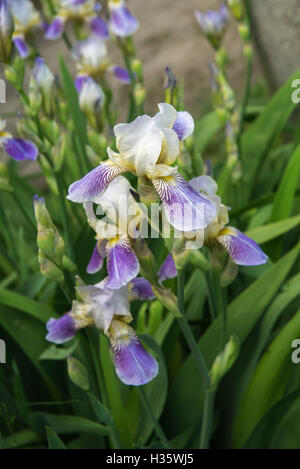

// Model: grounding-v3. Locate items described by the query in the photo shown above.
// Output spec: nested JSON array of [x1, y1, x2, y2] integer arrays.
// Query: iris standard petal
[[45, 17, 65, 40], [90, 16, 109, 38], [112, 65, 131, 84], [67, 163, 127, 203], [173, 111, 195, 141], [217, 227, 269, 266], [153, 173, 217, 232], [106, 237, 139, 289]]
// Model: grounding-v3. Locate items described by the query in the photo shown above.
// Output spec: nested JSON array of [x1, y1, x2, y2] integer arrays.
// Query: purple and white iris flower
[[0, 119, 38, 161], [72, 36, 131, 89], [8, 0, 41, 57], [188, 176, 268, 266], [45, 0, 109, 41], [108, 0, 139, 38], [84, 176, 147, 289], [67, 103, 216, 232], [32, 57, 56, 116], [194, 3, 229, 49], [46, 277, 158, 386]]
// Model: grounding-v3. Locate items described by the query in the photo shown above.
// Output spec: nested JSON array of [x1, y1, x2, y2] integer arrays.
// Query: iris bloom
[[72, 36, 131, 91], [194, 3, 229, 49], [67, 103, 216, 232], [187, 176, 268, 266], [108, 0, 139, 38], [0, 119, 38, 161], [45, 0, 108, 41], [8, 0, 41, 57], [46, 277, 158, 386], [84, 176, 146, 289]]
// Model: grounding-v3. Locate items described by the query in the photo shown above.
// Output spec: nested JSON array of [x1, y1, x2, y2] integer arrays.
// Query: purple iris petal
[[67, 164, 127, 203], [111, 327, 158, 386], [217, 227, 268, 266], [87, 242, 104, 274], [45, 17, 64, 40], [110, 5, 139, 37], [112, 66, 131, 84], [75, 74, 89, 92], [3, 138, 38, 161], [158, 253, 177, 284], [153, 173, 217, 232], [90, 16, 109, 38], [173, 111, 195, 141], [131, 278, 155, 300], [13, 37, 29, 58], [46, 314, 77, 344], [71, 0, 88, 5], [106, 237, 139, 289]]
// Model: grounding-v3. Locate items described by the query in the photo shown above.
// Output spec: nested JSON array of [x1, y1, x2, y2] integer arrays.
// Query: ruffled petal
[[106, 237, 139, 289], [189, 175, 218, 196], [2, 137, 38, 161], [217, 227, 269, 266], [158, 253, 177, 283], [46, 314, 77, 344], [45, 17, 65, 40], [173, 111, 195, 141], [109, 320, 158, 386], [67, 163, 127, 203], [153, 173, 217, 231], [86, 242, 104, 274], [154, 102, 177, 130], [109, 5, 139, 37], [90, 16, 109, 38], [130, 278, 155, 300]]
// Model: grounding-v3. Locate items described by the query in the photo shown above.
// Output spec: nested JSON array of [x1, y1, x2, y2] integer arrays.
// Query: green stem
[[176, 269, 210, 389], [200, 388, 216, 449], [213, 274, 228, 350], [137, 387, 169, 448], [55, 170, 75, 264]]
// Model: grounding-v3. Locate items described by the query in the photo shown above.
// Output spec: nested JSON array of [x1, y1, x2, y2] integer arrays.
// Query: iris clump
[[0, 0, 299, 451]]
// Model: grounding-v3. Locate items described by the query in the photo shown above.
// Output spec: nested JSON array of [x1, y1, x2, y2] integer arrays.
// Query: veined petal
[[158, 253, 177, 283], [130, 278, 155, 300], [46, 314, 77, 344], [106, 237, 139, 289], [153, 173, 217, 231], [158, 127, 180, 165], [45, 17, 65, 40], [109, 5, 139, 38], [86, 241, 104, 274], [109, 320, 158, 386], [90, 16, 109, 38], [13, 37, 29, 58], [67, 163, 127, 203], [2, 137, 38, 161], [217, 227, 268, 266], [173, 111, 195, 141]]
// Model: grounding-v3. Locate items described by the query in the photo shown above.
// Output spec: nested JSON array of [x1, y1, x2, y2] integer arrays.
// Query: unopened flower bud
[[67, 355, 90, 391], [227, 0, 245, 21], [0, 0, 14, 63], [5, 55, 25, 89], [210, 336, 239, 386], [238, 23, 250, 42], [79, 77, 105, 131], [38, 250, 64, 283], [34, 195, 65, 266], [195, 4, 229, 50], [133, 83, 146, 108], [131, 57, 143, 81], [32, 57, 56, 116], [29, 76, 42, 114]]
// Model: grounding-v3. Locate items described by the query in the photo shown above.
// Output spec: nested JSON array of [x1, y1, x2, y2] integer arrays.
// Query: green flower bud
[[32, 58, 56, 117], [67, 355, 90, 391], [38, 250, 64, 283], [210, 336, 240, 387], [28, 76, 42, 114], [5, 56, 25, 90], [131, 58, 143, 81], [134, 83, 146, 108], [34, 195, 65, 266], [227, 0, 245, 21], [238, 23, 250, 42], [79, 77, 105, 132]]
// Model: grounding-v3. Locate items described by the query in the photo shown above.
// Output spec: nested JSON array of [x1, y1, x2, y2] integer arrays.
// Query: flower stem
[[200, 387, 216, 449], [137, 387, 169, 448]]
